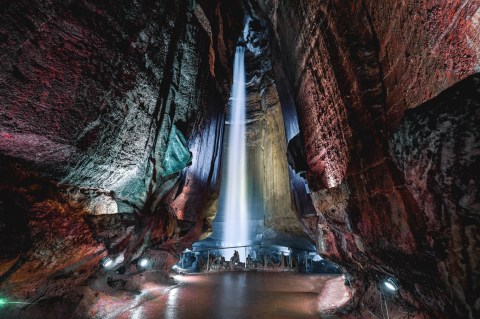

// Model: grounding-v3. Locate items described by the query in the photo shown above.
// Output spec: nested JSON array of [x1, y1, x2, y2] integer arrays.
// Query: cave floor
[[88, 272, 350, 319]]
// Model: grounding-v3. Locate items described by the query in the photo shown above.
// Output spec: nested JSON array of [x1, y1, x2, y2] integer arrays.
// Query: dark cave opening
[[0, 193, 31, 258]]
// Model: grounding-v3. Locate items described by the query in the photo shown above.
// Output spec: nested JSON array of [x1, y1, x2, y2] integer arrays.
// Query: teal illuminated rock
[[161, 125, 192, 176]]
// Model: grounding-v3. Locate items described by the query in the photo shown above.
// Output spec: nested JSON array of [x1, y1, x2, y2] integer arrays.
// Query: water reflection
[[130, 304, 143, 319], [165, 287, 179, 319], [87, 272, 350, 318], [162, 272, 349, 319]]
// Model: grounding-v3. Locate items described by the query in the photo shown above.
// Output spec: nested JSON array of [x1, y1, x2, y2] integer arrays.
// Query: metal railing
[[176, 244, 324, 273]]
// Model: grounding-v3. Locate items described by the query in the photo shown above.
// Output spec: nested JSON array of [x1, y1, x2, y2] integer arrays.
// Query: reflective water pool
[[106, 272, 351, 319]]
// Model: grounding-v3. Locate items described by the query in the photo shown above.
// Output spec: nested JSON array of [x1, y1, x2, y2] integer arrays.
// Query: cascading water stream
[[223, 46, 248, 249]]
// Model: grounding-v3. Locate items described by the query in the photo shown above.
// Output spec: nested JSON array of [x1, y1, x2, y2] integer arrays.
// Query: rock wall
[[1, 0, 479, 317], [0, 0, 242, 310], [364, 0, 480, 125], [208, 15, 309, 248], [390, 74, 480, 318], [257, 0, 480, 317], [245, 77, 305, 242], [242, 16, 306, 243]]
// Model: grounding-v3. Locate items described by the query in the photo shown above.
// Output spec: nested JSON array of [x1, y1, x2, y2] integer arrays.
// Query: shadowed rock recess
[[0, 0, 479, 318]]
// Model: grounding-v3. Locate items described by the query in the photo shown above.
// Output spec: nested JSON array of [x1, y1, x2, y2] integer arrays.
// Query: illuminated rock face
[[258, 0, 480, 317], [205, 16, 309, 249], [0, 0, 242, 208], [390, 75, 480, 318], [0, 0, 243, 309], [0, 0, 479, 318], [241, 17, 307, 244]]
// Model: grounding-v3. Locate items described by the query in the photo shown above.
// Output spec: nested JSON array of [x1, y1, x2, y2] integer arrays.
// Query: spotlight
[[103, 258, 114, 269], [0, 298, 6, 307], [383, 278, 399, 291], [139, 258, 149, 268], [115, 253, 124, 264]]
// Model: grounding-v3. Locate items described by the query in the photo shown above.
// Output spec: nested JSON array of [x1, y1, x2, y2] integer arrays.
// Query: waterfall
[[223, 46, 248, 248]]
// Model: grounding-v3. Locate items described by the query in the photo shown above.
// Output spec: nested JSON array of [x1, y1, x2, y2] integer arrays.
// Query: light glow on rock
[[139, 258, 149, 268], [384, 278, 399, 291], [103, 258, 113, 269]]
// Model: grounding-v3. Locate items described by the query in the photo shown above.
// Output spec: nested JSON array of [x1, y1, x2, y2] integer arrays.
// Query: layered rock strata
[[0, 0, 242, 312], [241, 16, 307, 243], [257, 0, 480, 317]]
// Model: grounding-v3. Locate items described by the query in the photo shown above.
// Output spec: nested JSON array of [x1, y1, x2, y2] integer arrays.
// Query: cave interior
[[0, 0, 479, 318]]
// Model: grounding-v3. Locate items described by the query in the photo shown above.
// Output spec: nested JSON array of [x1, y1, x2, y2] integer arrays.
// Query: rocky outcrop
[[364, 0, 480, 126], [257, 0, 480, 317], [390, 74, 480, 318], [0, 0, 243, 312], [241, 16, 307, 244]]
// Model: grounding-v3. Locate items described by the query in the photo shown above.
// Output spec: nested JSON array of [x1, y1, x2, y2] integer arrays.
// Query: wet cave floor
[[85, 272, 351, 319]]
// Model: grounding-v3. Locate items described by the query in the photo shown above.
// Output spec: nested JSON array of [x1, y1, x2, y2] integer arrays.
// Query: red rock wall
[[0, 0, 243, 309], [258, 0, 480, 317], [364, 0, 480, 126], [390, 75, 480, 318]]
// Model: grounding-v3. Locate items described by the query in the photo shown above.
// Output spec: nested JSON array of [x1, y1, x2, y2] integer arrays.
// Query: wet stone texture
[[0, 0, 479, 318], [0, 165, 106, 315], [257, 0, 480, 317], [241, 16, 307, 243], [390, 74, 480, 318], [364, 0, 480, 126], [0, 0, 243, 312]]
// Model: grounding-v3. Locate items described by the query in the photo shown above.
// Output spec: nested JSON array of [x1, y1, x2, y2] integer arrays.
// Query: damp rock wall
[[0, 0, 243, 308], [257, 0, 480, 317]]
